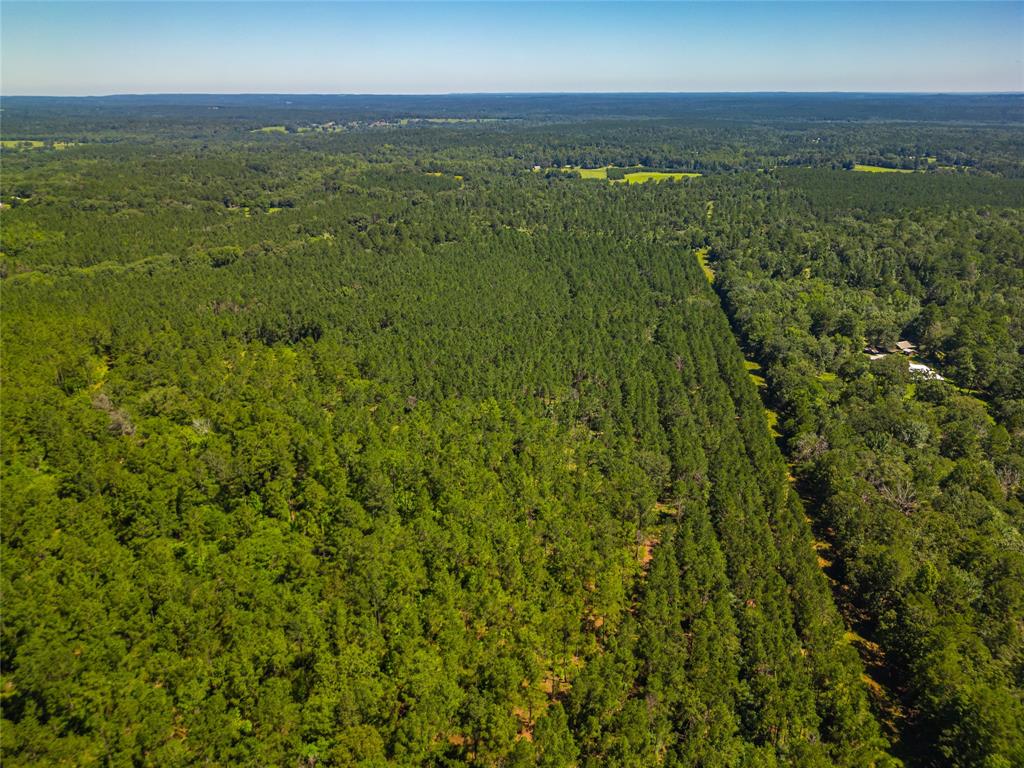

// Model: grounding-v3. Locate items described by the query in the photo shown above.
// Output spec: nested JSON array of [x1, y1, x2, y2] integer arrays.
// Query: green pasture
[[620, 170, 702, 184], [744, 359, 766, 389], [852, 164, 914, 173], [1, 140, 45, 150], [696, 247, 715, 284], [562, 166, 702, 183]]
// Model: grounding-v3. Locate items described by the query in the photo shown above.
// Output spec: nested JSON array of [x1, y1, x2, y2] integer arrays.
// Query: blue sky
[[2, 2, 1022, 95]]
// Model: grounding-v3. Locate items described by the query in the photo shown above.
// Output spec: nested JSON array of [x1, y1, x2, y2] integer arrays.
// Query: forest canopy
[[2, 94, 1022, 768]]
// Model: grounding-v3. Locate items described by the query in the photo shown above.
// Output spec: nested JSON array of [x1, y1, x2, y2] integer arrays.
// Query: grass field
[[744, 359, 767, 389], [1, 140, 45, 150], [621, 171, 702, 184], [852, 164, 914, 173], [696, 247, 715, 284], [252, 125, 288, 134], [558, 166, 701, 183], [741, 359, 781, 436]]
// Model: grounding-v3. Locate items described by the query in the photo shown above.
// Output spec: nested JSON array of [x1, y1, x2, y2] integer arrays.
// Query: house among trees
[[865, 340, 917, 359], [869, 340, 918, 355]]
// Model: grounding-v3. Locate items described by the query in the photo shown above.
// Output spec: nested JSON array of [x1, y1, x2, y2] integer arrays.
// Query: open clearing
[[620, 170, 702, 184], [1, 140, 45, 150], [696, 247, 715, 283], [564, 166, 702, 183], [743, 359, 781, 436], [744, 359, 767, 389], [852, 164, 915, 173]]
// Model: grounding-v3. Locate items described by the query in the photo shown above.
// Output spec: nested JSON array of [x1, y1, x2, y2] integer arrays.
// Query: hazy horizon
[[5, 90, 1024, 98]]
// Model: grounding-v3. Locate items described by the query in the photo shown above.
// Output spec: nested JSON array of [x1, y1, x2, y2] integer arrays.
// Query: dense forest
[[2, 95, 1022, 767]]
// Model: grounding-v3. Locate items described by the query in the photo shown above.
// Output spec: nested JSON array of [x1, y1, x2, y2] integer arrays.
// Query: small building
[[880, 340, 916, 355]]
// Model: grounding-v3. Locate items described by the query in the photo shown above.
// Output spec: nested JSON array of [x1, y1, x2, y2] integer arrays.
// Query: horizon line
[[4, 90, 1024, 99]]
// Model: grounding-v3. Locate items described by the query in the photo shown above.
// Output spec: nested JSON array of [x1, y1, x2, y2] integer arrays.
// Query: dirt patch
[[637, 534, 660, 568]]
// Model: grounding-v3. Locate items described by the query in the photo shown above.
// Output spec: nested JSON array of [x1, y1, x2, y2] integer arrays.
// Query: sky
[[2, 1, 1022, 95]]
